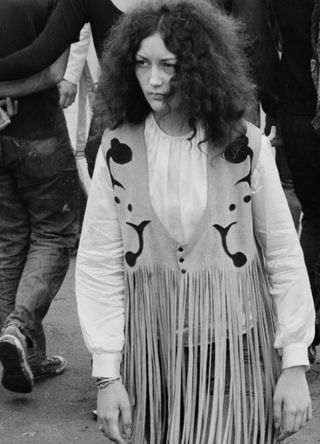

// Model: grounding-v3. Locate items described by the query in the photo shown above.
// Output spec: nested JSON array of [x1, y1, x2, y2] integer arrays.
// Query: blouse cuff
[[92, 352, 122, 378], [281, 343, 310, 370], [62, 73, 78, 85]]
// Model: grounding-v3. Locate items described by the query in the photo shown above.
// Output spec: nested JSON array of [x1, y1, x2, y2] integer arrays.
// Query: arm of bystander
[[0, 50, 69, 99]]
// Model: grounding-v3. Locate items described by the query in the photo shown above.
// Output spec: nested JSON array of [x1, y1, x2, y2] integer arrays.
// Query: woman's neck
[[153, 111, 191, 137]]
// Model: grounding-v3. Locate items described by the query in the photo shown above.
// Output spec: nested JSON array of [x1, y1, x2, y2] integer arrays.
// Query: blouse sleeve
[[75, 145, 125, 378], [252, 135, 315, 369], [63, 24, 91, 85], [0, 0, 88, 80]]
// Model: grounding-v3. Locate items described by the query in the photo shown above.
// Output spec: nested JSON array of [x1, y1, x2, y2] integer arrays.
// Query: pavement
[[0, 258, 110, 444], [0, 258, 320, 443]]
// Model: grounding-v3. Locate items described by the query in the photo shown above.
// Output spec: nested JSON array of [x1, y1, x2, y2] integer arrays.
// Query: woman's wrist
[[96, 376, 120, 390], [281, 365, 307, 375]]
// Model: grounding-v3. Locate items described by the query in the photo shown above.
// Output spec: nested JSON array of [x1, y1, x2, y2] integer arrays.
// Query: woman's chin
[[149, 103, 167, 115]]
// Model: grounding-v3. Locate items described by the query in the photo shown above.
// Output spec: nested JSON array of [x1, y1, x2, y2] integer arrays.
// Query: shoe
[[31, 355, 67, 380], [0, 325, 34, 393]]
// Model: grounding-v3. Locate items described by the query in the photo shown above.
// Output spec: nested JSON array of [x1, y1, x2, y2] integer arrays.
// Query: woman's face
[[135, 32, 180, 117]]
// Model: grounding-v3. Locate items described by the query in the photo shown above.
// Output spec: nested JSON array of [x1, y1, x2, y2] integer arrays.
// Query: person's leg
[[1, 130, 79, 384], [279, 113, 320, 312], [0, 136, 35, 392], [0, 139, 30, 329]]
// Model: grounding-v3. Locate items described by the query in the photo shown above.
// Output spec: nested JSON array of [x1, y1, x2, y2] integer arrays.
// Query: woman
[[76, 1, 315, 443]]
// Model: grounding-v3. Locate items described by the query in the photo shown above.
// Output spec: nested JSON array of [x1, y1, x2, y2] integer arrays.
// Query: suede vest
[[101, 120, 280, 444]]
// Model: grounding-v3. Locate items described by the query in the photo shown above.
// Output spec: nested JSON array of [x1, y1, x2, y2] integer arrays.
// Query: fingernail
[[274, 422, 280, 430]]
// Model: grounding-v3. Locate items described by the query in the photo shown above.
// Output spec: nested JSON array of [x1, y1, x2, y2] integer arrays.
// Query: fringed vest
[[101, 121, 281, 444]]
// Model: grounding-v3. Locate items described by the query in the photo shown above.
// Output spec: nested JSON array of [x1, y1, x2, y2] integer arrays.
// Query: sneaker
[[31, 355, 67, 381], [0, 325, 34, 393]]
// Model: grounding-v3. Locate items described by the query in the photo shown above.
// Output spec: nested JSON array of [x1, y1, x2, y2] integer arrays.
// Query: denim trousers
[[279, 113, 320, 310], [0, 130, 79, 363]]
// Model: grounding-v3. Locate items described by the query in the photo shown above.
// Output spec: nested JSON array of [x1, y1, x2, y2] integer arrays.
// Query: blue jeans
[[0, 131, 79, 363]]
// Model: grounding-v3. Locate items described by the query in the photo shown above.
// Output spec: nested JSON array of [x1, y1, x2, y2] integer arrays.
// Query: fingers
[[120, 403, 133, 440], [5, 97, 14, 116], [60, 94, 74, 109], [98, 393, 132, 443], [307, 402, 312, 422], [273, 367, 312, 442], [276, 407, 296, 442], [59, 95, 67, 108], [5, 97, 18, 117], [0, 98, 18, 119], [58, 81, 77, 108], [63, 98, 72, 109], [273, 394, 282, 434], [99, 414, 126, 444], [0, 107, 11, 130], [13, 99, 18, 115], [103, 403, 132, 443], [275, 400, 312, 442]]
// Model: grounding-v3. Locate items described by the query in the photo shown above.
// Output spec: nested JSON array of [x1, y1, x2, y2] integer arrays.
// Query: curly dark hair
[[94, 0, 256, 145]]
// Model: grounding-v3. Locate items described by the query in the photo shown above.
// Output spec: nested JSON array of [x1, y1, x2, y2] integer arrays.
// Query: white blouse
[[75, 116, 315, 378], [146, 113, 207, 244]]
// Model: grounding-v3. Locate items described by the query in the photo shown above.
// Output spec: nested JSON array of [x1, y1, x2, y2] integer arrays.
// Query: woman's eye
[[163, 64, 176, 74], [135, 59, 148, 68]]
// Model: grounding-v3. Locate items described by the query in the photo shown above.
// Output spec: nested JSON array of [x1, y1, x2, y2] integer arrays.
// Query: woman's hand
[[98, 380, 132, 443], [273, 366, 312, 442]]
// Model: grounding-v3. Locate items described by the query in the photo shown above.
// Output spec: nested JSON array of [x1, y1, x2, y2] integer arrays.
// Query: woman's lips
[[148, 92, 166, 100]]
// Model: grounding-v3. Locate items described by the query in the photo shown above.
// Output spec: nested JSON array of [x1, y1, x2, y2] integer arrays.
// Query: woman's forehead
[[136, 33, 177, 60]]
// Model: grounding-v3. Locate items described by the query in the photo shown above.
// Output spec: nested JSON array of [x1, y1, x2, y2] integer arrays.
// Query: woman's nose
[[149, 66, 163, 87]]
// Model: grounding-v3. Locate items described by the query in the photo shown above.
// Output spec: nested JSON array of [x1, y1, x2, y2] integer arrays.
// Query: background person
[[0, 0, 124, 80], [267, 0, 320, 355], [0, 0, 79, 394], [0, 0, 143, 180], [218, 0, 320, 357]]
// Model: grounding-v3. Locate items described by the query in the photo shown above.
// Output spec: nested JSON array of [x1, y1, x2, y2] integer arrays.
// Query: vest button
[[178, 247, 184, 252], [181, 269, 186, 274], [179, 258, 184, 263]]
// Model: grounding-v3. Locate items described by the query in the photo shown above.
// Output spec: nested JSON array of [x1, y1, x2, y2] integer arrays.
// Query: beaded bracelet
[[96, 377, 120, 390]]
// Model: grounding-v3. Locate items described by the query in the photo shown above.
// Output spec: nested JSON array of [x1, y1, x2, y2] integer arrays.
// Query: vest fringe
[[123, 259, 280, 444]]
